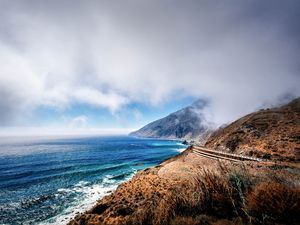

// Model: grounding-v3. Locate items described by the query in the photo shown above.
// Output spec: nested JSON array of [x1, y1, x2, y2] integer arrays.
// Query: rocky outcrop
[[205, 97, 300, 161], [130, 100, 213, 140]]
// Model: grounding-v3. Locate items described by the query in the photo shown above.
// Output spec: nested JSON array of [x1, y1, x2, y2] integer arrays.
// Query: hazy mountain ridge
[[130, 100, 212, 140]]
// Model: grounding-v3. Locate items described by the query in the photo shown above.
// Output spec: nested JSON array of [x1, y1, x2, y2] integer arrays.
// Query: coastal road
[[192, 146, 263, 162]]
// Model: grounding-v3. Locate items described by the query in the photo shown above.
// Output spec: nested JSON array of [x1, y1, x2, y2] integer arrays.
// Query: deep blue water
[[0, 135, 185, 225]]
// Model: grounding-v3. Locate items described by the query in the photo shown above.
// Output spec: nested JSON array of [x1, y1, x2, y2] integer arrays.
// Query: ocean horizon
[[0, 135, 185, 225]]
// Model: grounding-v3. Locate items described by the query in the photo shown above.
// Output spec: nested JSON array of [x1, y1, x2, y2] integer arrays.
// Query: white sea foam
[[176, 142, 186, 146], [39, 172, 136, 225], [40, 182, 117, 225], [176, 148, 187, 153]]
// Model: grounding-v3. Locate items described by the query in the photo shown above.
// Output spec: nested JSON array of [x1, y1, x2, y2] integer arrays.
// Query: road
[[192, 146, 263, 162]]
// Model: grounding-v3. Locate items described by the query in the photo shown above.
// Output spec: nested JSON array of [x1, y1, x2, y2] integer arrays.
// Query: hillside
[[205, 98, 300, 162], [130, 100, 212, 140], [69, 98, 300, 225]]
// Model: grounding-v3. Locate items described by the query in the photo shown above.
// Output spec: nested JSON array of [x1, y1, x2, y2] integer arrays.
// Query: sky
[[0, 0, 299, 135]]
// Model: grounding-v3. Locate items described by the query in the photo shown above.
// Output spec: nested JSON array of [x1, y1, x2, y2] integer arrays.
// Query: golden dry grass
[[246, 182, 300, 224], [69, 152, 300, 225]]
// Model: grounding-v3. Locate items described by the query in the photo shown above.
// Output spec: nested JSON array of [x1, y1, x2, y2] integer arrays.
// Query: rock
[[182, 140, 189, 145]]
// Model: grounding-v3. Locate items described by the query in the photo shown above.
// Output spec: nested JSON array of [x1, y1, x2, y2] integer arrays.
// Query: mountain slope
[[205, 97, 300, 162], [130, 100, 211, 140]]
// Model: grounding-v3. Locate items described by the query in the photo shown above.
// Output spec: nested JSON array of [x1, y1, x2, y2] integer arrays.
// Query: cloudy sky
[[0, 0, 299, 135]]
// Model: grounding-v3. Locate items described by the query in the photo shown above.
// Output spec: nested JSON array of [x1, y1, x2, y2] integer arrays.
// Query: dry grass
[[170, 164, 300, 225], [246, 182, 300, 224], [69, 162, 300, 225]]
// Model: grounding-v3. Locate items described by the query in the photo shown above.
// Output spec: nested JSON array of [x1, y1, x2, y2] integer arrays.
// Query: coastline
[[68, 145, 300, 225], [55, 143, 187, 225], [0, 136, 184, 225], [68, 99, 300, 225], [51, 139, 185, 225], [67, 146, 191, 224]]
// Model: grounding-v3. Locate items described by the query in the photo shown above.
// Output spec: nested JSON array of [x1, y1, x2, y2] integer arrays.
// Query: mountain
[[205, 97, 300, 162], [130, 100, 212, 140]]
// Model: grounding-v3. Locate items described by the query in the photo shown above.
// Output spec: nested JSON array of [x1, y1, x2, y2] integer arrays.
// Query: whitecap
[[39, 171, 136, 225], [176, 148, 187, 153], [57, 188, 72, 193], [74, 181, 88, 187], [102, 175, 116, 184]]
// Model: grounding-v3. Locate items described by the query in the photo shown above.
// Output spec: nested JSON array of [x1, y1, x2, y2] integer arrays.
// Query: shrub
[[170, 215, 211, 225], [246, 182, 300, 224], [229, 169, 254, 220], [192, 170, 236, 218]]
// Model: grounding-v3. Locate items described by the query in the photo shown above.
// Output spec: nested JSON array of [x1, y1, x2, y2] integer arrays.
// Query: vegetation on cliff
[[69, 148, 300, 225], [69, 98, 300, 225]]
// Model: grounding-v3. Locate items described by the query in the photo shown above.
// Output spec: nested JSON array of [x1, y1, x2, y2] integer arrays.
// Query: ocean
[[0, 135, 185, 225]]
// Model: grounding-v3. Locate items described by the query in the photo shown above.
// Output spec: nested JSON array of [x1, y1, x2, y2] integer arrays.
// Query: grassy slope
[[69, 98, 300, 225], [68, 147, 300, 225]]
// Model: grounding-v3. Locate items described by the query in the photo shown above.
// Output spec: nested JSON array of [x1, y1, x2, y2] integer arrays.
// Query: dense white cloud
[[0, 127, 131, 137], [0, 0, 299, 126]]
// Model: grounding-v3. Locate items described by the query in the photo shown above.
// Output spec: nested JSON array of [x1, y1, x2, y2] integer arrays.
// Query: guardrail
[[192, 145, 264, 162]]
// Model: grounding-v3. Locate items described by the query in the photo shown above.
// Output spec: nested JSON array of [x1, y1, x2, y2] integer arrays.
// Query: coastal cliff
[[69, 98, 300, 225]]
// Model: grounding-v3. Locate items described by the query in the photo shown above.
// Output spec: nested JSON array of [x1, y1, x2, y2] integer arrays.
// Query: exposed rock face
[[205, 97, 300, 161], [130, 100, 212, 140]]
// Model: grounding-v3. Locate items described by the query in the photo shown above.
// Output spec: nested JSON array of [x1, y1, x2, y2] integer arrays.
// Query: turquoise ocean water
[[0, 135, 185, 225]]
